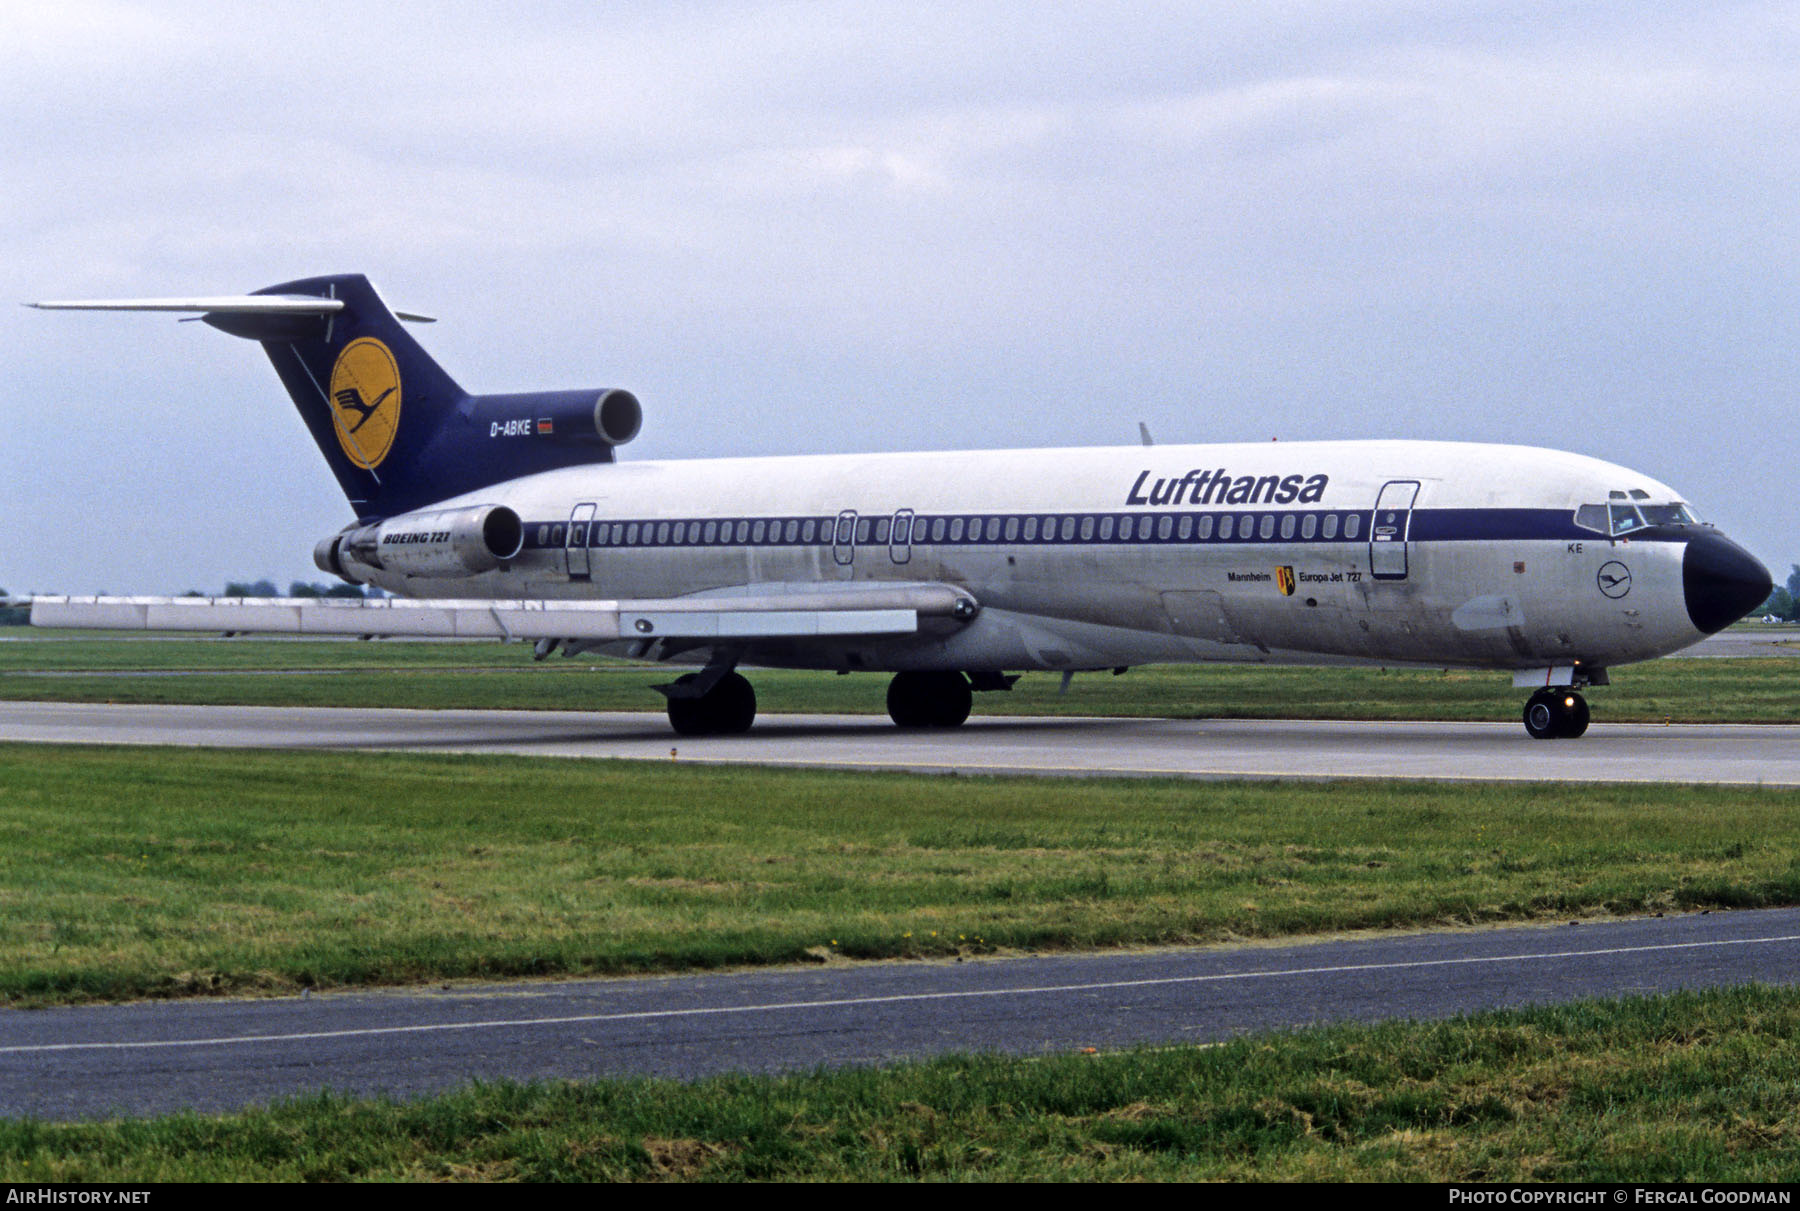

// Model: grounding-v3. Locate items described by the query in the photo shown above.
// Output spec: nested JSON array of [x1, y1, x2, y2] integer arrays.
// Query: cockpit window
[[1574, 504, 1608, 534], [1609, 503, 1645, 535], [1639, 502, 1700, 526], [1580, 498, 1700, 536]]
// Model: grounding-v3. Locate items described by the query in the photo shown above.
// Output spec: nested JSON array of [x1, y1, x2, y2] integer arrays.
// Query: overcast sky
[[4, 0, 1797, 594]]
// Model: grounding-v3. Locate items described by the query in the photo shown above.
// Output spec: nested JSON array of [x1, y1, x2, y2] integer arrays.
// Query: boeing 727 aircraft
[[28, 274, 1772, 739]]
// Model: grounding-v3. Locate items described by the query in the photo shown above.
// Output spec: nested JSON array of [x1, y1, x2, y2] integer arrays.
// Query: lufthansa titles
[[1127, 468, 1329, 508]]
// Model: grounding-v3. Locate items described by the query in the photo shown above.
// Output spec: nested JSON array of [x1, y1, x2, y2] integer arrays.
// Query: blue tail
[[207, 274, 639, 521]]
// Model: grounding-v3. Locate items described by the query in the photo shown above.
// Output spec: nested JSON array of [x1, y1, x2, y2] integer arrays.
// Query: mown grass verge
[[7, 984, 1800, 1180], [4, 743, 1799, 1006], [1, 634, 1795, 721]]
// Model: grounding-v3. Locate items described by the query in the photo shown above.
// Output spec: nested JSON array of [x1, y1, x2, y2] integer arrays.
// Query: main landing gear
[[1522, 688, 1589, 740], [664, 671, 757, 736], [658, 666, 989, 735], [886, 671, 973, 729]]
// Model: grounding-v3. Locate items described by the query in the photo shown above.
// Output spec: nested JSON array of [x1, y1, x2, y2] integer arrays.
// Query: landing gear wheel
[[886, 671, 973, 729], [1562, 692, 1590, 738], [666, 672, 757, 736], [1522, 689, 1588, 740]]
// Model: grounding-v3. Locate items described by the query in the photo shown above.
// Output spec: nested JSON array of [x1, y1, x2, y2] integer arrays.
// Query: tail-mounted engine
[[316, 504, 525, 581], [471, 388, 642, 446]]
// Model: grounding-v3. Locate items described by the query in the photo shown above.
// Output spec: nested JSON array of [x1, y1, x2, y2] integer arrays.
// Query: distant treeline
[[214, 580, 380, 600], [1761, 566, 1800, 622]]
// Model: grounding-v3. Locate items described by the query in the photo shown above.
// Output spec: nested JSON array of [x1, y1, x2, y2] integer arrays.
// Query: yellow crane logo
[[327, 337, 402, 469]]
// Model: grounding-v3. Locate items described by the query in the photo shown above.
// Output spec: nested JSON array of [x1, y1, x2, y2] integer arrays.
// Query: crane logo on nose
[[1597, 561, 1632, 599]]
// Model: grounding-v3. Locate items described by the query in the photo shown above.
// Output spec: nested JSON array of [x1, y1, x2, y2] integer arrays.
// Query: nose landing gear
[[1523, 688, 1589, 740]]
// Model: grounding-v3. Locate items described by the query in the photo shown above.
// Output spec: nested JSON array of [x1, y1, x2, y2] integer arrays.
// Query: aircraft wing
[[28, 582, 977, 642]]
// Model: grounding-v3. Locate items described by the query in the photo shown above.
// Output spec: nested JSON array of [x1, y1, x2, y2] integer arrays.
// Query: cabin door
[[1369, 480, 1419, 580], [566, 502, 596, 580], [833, 510, 858, 567], [889, 509, 914, 564]]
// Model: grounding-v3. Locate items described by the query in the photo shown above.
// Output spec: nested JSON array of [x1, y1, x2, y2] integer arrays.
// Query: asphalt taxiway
[[3, 700, 1799, 784], [3, 636, 1796, 1119], [5, 906, 1799, 1120]]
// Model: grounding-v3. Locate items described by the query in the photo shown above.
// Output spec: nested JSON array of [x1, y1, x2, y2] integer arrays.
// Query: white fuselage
[[347, 439, 1713, 677]]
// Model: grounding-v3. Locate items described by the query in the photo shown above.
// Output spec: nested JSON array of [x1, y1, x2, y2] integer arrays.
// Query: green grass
[[5, 744, 1800, 1006], [1, 631, 1797, 720], [8, 984, 1800, 1180]]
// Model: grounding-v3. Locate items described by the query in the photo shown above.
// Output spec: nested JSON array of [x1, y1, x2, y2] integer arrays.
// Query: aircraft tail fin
[[31, 274, 641, 521]]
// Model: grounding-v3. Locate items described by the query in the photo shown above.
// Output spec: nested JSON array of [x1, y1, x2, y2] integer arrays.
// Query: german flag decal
[[1276, 565, 1296, 596]]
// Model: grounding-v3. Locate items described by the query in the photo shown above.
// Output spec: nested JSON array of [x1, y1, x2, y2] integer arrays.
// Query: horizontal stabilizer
[[27, 296, 433, 322], [28, 595, 933, 642], [27, 295, 347, 315]]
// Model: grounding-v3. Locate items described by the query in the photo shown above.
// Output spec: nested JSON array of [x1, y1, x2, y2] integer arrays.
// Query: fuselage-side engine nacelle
[[317, 504, 525, 582]]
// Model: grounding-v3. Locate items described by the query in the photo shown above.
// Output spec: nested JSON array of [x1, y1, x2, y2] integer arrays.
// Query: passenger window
[[930, 517, 946, 542], [1300, 514, 1317, 540], [784, 519, 798, 543], [855, 518, 872, 544], [1004, 517, 1020, 542], [800, 519, 816, 543], [1177, 515, 1193, 540], [1258, 515, 1274, 540], [1322, 514, 1338, 540], [1345, 514, 1361, 539], [1023, 516, 1039, 541], [1079, 516, 1096, 541], [1198, 515, 1215, 540], [625, 523, 639, 545], [1099, 516, 1115, 541], [1279, 515, 1296, 540], [1219, 515, 1234, 540], [1059, 516, 1076, 541], [873, 518, 890, 544], [735, 520, 750, 543], [1157, 515, 1173, 539], [655, 522, 670, 544], [949, 517, 965, 542]]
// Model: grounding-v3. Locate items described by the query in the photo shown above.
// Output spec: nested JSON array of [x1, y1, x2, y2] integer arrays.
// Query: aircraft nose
[[1684, 530, 1772, 634]]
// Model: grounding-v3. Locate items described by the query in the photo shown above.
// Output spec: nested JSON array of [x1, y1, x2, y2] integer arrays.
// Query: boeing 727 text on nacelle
[[28, 275, 1772, 739]]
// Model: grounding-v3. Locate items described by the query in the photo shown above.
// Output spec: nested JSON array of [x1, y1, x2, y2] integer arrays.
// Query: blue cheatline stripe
[[517, 507, 1650, 552]]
